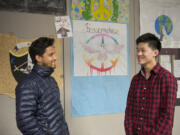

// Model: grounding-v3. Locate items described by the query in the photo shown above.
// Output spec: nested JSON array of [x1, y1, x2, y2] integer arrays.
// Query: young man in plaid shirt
[[124, 33, 177, 135]]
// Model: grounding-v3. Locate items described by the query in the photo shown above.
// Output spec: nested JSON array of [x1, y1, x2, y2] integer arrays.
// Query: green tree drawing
[[82, 0, 92, 20], [111, 0, 119, 22]]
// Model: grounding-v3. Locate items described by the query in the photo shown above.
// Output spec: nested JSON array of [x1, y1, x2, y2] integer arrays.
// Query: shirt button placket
[[139, 87, 146, 134], [137, 127, 141, 134], [141, 87, 146, 112]]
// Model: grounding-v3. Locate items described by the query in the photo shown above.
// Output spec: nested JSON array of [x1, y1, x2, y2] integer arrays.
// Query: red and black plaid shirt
[[124, 63, 177, 135]]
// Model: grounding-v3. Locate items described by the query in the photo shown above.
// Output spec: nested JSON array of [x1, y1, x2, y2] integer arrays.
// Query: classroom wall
[[0, 0, 180, 135], [0, 11, 65, 135]]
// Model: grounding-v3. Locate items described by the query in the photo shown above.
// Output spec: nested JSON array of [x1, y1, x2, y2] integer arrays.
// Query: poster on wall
[[73, 20, 128, 76], [140, 0, 180, 105], [71, 0, 129, 23], [0, 33, 64, 98], [54, 16, 73, 38], [71, 0, 130, 116], [140, 0, 180, 48]]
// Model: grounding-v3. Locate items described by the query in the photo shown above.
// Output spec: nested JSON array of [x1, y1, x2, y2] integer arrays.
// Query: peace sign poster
[[71, 0, 129, 23], [73, 20, 128, 76], [71, 0, 130, 116]]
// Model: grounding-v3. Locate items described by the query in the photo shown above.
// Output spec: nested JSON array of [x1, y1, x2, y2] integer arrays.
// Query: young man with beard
[[15, 37, 69, 135]]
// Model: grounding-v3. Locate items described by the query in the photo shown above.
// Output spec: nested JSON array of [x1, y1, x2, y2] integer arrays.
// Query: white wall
[[0, 95, 21, 135]]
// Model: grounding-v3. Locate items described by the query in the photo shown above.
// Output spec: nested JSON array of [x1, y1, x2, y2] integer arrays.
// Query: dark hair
[[29, 37, 54, 64], [136, 33, 161, 52]]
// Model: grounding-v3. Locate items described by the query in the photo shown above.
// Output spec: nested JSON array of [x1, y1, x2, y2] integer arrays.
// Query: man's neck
[[143, 61, 157, 79]]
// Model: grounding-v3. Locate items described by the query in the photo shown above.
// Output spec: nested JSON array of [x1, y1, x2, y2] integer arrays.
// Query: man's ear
[[35, 55, 42, 64], [154, 49, 159, 57]]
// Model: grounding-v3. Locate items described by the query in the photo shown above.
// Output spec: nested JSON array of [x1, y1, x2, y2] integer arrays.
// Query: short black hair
[[29, 37, 54, 64], [136, 33, 161, 52]]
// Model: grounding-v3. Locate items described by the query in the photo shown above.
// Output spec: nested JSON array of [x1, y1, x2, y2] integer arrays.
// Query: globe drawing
[[155, 15, 173, 36]]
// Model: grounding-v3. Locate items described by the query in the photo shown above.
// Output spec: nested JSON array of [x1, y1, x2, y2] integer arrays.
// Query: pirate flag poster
[[0, 33, 63, 98]]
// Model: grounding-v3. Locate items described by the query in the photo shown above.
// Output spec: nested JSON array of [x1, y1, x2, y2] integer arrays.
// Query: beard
[[42, 62, 56, 69]]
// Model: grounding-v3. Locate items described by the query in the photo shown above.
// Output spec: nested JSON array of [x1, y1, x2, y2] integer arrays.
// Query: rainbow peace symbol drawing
[[82, 33, 123, 75]]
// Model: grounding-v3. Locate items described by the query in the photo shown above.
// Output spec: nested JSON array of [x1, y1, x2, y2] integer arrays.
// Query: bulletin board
[[0, 0, 66, 15], [0, 33, 64, 98], [159, 48, 180, 105]]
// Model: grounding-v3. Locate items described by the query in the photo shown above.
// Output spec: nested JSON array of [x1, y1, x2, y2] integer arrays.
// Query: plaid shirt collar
[[140, 63, 161, 77]]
